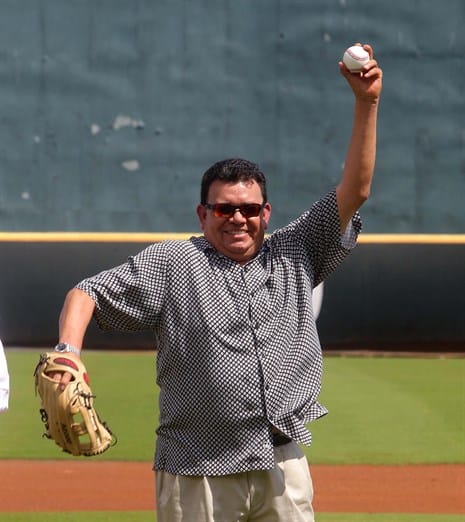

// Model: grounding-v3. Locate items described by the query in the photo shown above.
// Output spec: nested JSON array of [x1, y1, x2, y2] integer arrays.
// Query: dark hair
[[200, 158, 267, 205]]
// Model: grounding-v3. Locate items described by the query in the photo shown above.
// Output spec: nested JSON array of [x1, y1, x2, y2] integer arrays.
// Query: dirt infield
[[1, 461, 464, 513]]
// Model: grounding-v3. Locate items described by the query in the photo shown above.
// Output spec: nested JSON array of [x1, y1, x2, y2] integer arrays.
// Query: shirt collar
[[189, 235, 270, 265]]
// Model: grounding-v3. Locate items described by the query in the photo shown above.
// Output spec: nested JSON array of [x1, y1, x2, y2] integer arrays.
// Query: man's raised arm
[[336, 43, 383, 232]]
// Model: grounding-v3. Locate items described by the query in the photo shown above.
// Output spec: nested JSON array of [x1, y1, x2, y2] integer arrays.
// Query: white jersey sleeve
[[0, 338, 9, 413]]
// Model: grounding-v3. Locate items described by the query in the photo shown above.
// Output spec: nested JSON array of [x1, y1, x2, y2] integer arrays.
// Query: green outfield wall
[[0, 1, 464, 234]]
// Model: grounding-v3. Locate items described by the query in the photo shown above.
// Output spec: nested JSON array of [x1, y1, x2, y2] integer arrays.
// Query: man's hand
[[49, 354, 79, 391], [339, 44, 383, 103]]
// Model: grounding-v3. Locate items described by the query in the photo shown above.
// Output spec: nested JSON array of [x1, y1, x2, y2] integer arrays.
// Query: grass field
[[1, 349, 463, 463], [311, 354, 465, 464], [1, 348, 464, 521]]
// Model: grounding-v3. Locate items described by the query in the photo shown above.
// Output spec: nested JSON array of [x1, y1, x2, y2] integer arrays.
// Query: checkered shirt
[[77, 190, 361, 476]]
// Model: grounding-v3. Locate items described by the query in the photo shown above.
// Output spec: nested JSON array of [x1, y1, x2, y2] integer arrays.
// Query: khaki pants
[[155, 441, 314, 522]]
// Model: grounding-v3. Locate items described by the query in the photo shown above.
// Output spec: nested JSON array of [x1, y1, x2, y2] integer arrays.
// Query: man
[[54, 44, 382, 521]]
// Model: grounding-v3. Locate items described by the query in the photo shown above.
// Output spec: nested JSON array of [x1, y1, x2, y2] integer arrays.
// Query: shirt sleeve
[[271, 189, 362, 288], [76, 242, 169, 332]]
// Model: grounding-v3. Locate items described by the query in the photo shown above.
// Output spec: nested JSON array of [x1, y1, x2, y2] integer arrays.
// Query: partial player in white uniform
[[312, 282, 324, 321], [0, 338, 9, 413]]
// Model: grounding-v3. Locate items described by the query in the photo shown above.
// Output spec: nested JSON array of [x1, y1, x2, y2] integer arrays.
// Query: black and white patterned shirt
[[77, 190, 361, 476]]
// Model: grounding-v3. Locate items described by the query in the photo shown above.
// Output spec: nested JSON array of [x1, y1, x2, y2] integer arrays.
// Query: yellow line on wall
[[0, 232, 196, 242], [357, 234, 465, 244], [0, 232, 464, 244]]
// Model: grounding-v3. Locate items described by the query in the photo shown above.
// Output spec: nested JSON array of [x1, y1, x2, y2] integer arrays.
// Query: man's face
[[197, 179, 271, 264]]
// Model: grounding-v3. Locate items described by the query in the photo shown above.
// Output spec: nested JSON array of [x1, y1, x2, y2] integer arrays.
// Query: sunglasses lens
[[209, 203, 263, 218], [242, 204, 262, 217], [213, 205, 234, 218]]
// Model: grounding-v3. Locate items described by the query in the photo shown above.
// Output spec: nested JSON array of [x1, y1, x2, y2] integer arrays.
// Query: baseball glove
[[34, 352, 116, 456]]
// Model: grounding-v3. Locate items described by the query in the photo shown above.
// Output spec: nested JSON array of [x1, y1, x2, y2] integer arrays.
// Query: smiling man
[[197, 160, 271, 264], [54, 44, 382, 522]]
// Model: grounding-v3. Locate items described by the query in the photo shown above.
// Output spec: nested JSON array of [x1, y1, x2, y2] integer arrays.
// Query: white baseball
[[343, 46, 370, 73]]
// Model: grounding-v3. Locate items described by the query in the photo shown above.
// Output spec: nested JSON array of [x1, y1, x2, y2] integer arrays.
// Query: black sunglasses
[[204, 203, 265, 219]]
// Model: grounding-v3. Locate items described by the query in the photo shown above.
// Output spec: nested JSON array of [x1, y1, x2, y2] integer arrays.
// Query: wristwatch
[[54, 342, 81, 356]]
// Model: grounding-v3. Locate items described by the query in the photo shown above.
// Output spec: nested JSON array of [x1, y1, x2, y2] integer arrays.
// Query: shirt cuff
[[340, 213, 361, 250]]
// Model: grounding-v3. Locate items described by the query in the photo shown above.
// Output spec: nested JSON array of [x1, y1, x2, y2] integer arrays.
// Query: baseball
[[342, 45, 370, 73]]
